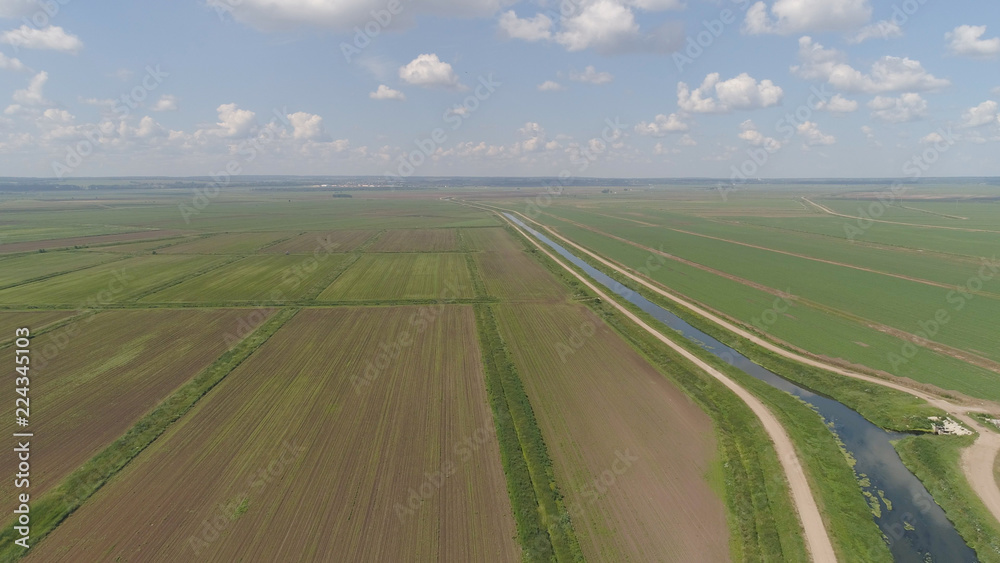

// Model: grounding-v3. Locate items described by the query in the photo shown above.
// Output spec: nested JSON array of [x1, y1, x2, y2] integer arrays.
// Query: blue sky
[[0, 0, 998, 179]]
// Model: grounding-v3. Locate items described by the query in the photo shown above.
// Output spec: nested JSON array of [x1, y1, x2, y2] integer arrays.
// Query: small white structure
[[932, 417, 973, 436]]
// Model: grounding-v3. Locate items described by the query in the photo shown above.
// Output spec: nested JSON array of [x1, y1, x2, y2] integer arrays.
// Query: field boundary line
[[471, 203, 838, 563], [126, 255, 246, 302], [803, 198, 1000, 235], [0, 307, 300, 561]]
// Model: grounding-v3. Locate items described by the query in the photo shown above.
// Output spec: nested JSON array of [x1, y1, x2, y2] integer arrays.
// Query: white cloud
[[151, 94, 178, 112], [959, 100, 999, 128], [399, 54, 463, 90], [792, 37, 950, 94], [369, 84, 406, 101], [738, 120, 782, 151], [553, 0, 682, 54], [946, 25, 1000, 58], [11, 71, 48, 106], [287, 112, 325, 140], [796, 121, 835, 146], [498, 10, 552, 41], [868, 93, 927, 123], [635, 113, 688, 136], [849, 20, 902, 44], [212, 103, 257, 138], [744, 0, 871, 35], [920, 132, 945, 145], [816, 94, 858, 113], [679, 134, 697, 146], [210, 0, 511, 32], [569, 65, 613, 85], [0, 25, 83, 53], [0, 52, 27, 72], [677, 73, 783, 114], [517, 121, 548, 152], [537, 80, 564, 92]]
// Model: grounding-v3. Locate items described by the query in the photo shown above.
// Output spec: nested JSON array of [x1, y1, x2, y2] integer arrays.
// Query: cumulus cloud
[[738, 120, 782, 151], [151, 94, 178, 112], [369, 84, 406, 101], [792, 37, 950, 94], [399, 54, 463, 90], [10, 71, 49, 107], [946, 25, 1000, 58], [635, 113, 688, 136], [212, 103, 257, 138], [815, 94, 858, 113], [959, 100, 999, 128], [677, 73, 783, 114], [920, 131, 945, 145], [744, 0, 871, 35], [0, 52, 27, 72], [537, 80, 564, 92], [569, 65, 613, 85], [849, 20, 902, 44], [0, 25, 83, 53], [868, 93, 927, 123], [796, 121, 836, 146], [287, 112, 326, 140], [498, 10, 552, 41]]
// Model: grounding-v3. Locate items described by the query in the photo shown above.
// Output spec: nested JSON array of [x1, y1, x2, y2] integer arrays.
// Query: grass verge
[[894, 434, 1000, 562], [0, 307, 299, 562], [474, 304, 583, 562]]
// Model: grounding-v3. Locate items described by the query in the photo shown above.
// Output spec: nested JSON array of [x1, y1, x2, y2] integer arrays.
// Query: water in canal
[[505, 213, 978, 563]]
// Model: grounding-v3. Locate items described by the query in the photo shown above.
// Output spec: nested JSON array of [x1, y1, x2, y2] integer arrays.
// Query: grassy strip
[[301, 253, 360, 300], [125, 255, 245, 302], [501, 215, 891, 562], [0, 307, 299, 562], [894, 435, 1000, 562], [474, 304, 583, 562], [0, 255, 132, 292]]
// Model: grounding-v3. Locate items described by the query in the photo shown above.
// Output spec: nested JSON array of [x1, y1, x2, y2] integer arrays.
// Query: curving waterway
[[505, 212, 978, 563]]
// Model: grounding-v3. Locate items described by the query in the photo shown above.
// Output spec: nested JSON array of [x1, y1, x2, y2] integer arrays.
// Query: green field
[[318, 253, 475, 301], [0, 252, 120, 289], [142, 254, 353, 303]]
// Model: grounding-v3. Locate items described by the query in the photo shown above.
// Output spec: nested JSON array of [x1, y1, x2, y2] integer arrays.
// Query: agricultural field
[[0, 251, 120, 289], [141, 254, 353, 303], [0, 230, 186, 253], [157, 232, 291, 254], [23, 307, 520, 562], [0, 311, 76, 344], [318, 253, 475, 301], [495, 302, 730, 561], [0, 254, 228, 305], [0, 309, 259, 509], [461, 227, 524, 253], [261, 230, 375, 254], [369, 229, 460, 252]]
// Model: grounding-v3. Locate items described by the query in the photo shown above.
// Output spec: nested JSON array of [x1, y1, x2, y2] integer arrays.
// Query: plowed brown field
[[0, 309, 262, 509], [25, 307, 519, 562]]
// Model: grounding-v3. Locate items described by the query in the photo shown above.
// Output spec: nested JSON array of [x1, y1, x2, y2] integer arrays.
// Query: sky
[[0, 0, 998, 179]]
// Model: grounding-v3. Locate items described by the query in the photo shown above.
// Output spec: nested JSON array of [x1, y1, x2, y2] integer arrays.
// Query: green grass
[[140, 254, 353, 303], [894, 434, 1000, 562], [158, 232, 291, 254], [0, 307, 299, 563], [0, 255, 228, 305], [318, 253, 475, 301], [474, 304, 583, 562]]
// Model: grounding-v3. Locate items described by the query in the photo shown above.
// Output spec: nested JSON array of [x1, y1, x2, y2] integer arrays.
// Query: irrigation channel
[[504, 213, 978, 563]]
